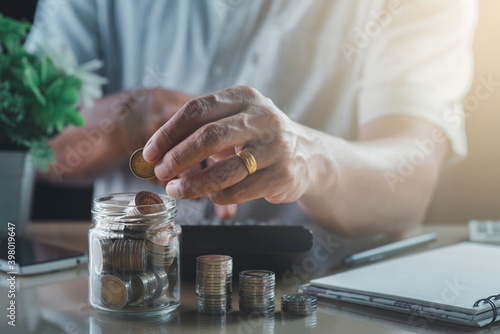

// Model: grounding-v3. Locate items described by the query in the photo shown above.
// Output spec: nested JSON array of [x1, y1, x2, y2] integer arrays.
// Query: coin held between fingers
[[130, 148, 156, 179]]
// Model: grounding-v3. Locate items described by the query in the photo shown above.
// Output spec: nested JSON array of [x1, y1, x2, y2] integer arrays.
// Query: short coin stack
[[281, 294, 318, 315], [239, 270, 275, 314], [196, 255, 233, 314]]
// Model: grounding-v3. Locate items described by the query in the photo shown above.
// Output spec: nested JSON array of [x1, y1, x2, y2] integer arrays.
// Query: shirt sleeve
[[25, 0, 100, 64], [357, 0, 477, 163]]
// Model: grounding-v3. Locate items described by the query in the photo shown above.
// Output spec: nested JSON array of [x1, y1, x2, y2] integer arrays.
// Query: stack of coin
[[152, 269, 169, 299], [147, 238, 177, 269], [92, 238, 113, 275], [98, 272, 164, 309], [196, 255, 233, 314], [131, 271, 158, 305], [281, 294, 318, 315], [239, 270, 275, 314], [111, 239, 147, 272]]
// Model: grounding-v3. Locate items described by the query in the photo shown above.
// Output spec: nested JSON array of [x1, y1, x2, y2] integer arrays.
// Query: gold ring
[[236, 150, 257, 175]]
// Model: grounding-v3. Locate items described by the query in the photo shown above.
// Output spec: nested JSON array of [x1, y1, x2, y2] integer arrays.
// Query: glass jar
[[89, 192, 181, 316]]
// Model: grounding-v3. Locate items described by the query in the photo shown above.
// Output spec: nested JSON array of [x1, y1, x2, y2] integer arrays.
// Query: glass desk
[[1, 222, 498, 334]]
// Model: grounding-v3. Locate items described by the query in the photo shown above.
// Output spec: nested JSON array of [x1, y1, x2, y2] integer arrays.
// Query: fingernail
[[215, 205, 227, 218], [227, 204, 237, 217], [215, 204, 237, 219], [166, 180, 181, 198], [143, 140, 159, 162]]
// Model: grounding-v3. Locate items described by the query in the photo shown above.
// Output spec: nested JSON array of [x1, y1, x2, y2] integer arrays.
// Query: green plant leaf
[[63, 108, 84, 127], [39, 57, 49, 83], [60, 87, 78, 106], [45, 78, 64, 98]]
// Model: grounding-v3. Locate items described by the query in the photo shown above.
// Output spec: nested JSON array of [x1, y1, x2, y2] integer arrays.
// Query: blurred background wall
[[1, 0, 499, 224], [426, 0, 500, 224]]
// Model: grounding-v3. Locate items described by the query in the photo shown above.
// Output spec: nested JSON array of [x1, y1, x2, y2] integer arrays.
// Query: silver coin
[[100, 274, 132, 309], [92, 238, 113, 275], [112, 239, 147, 272], [131, 271, 157, 305], [153, 269, 169, 300]]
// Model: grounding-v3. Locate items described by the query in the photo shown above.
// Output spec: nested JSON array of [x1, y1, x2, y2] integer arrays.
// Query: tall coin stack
[[196, 255, 233, 315], [239, 270, 275, 314]]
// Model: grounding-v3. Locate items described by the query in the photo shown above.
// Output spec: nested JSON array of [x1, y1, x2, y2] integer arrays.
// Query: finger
[[208, 148, 236, 162], [214, 203, 237, 219], [165, 144, 275, 199], [144, 86, 260, 163], [178, 162, 203, 178], [165, 155, 248, 199], [154, 113, 260, 180], [208, 165, 294, 205]]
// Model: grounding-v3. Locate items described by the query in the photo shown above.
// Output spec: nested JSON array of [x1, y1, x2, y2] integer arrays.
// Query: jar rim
[[92, 192, 177, 221]]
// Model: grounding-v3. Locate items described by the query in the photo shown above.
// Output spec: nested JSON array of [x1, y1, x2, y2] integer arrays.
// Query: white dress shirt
[[27, 0, 476, 226]]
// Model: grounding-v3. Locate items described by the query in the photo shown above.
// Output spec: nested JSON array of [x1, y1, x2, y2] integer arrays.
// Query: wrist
[[295, 124, 339, 201]]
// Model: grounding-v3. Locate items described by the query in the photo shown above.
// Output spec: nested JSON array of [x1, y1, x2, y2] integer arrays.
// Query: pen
[[342, 232, 437, 266]]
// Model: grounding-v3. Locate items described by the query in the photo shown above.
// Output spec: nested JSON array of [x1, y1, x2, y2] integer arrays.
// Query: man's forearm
[[39, 91, 134, 184], [296, 118, 448, 237]]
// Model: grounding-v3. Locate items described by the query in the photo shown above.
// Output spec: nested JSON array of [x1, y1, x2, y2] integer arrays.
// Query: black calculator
[[180, 219, 314, 278]]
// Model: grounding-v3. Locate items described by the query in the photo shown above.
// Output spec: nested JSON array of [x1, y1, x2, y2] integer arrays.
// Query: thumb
[[214, 203, 237, 219]]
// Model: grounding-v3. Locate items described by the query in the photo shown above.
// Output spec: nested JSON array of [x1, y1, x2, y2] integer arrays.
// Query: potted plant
[[0, 14, 106, 234]]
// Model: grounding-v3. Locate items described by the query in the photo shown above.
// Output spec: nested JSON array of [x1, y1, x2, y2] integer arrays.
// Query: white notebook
[[301, 242, 500, 327]]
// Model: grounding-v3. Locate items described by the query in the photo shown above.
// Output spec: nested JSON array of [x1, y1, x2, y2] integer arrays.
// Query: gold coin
[[100, 275, 129, 309], [129, 148, 156, 179]]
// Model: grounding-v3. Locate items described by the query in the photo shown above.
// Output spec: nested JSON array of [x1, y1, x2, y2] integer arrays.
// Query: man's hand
[[40, 88, 191, 184], [143, 86, 449, 237], [143, 86, 310, 207]]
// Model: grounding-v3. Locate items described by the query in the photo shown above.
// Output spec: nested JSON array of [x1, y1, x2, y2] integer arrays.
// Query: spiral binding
[[473, 294, 500, 325]]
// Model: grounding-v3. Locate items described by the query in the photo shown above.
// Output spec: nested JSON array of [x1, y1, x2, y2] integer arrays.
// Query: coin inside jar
[[129, 148, 156, 179], [92, 238, 112, 275], [135, 191, 165, 214], [100, 275, 131, 309], [125, 191, 166, 217], [112, 239, 147, 272]]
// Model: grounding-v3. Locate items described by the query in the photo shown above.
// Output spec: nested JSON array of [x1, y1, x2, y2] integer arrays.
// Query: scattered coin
[[129, 148, 156, 179]]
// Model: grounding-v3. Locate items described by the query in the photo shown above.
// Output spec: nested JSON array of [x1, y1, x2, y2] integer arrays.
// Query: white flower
[[36, 40, 108, 109]]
